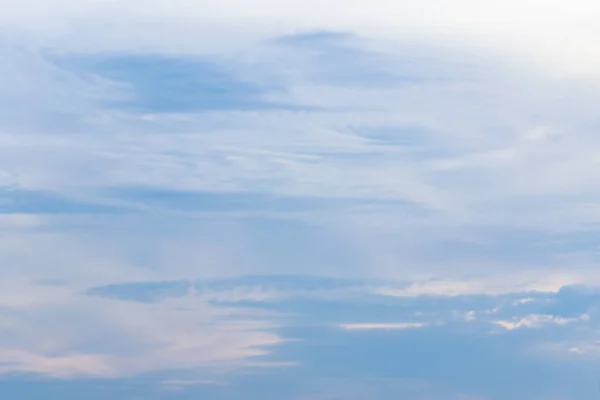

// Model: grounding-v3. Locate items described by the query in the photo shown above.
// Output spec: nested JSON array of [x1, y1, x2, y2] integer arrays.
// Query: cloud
[[161, 379, 228, 390], [5, 0, 600, 80], [338, 322, 427, 330], [2, 270, 600, 399], [0, 283, 285, 378], [493, 313, 590, 331], [373, 272, 592, 297], [1, 24, 599, 257], [4, 1, 600, 397]]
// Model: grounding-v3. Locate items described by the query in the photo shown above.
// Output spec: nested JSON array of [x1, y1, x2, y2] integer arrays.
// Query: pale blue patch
[[355, 125, 432, 147], [0, 189, 125, 214], [271, 31, 447, 88], [197, 274, 364, 292], [57, 54, 297, 113], [86, 276, 365, 303], [264, 325, 586, 400], [97, 187, 348, 213], [86, 280, 190, 303], [93, 186, 431, 217], [541, 285, 600, 318], [0, 376, 224, 400]]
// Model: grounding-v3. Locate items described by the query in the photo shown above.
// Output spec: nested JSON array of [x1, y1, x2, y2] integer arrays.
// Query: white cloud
[[464, 311, 477, 322], [493, 313, 590, 331], [0, 283, 284, 378], [4, 0, 600, 79], [373, 271, 593, 297], [513, 297, 536, 305]]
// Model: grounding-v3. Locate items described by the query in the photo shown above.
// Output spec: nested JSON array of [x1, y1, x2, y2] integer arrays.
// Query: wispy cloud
[[0, 286, 284, 378], [4, 0, 600, 398], [493, 313, 590, 331], [338, 322, 427, 330]]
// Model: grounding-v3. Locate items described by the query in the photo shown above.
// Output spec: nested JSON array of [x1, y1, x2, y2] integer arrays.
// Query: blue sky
[[3, 1, 600, 399]]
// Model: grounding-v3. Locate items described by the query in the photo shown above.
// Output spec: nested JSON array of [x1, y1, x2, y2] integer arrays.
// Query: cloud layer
[[3, 0, 600, 398]]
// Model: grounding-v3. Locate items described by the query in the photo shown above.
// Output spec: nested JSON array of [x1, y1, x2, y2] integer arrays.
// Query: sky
[[3, 0, 600, 399]]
